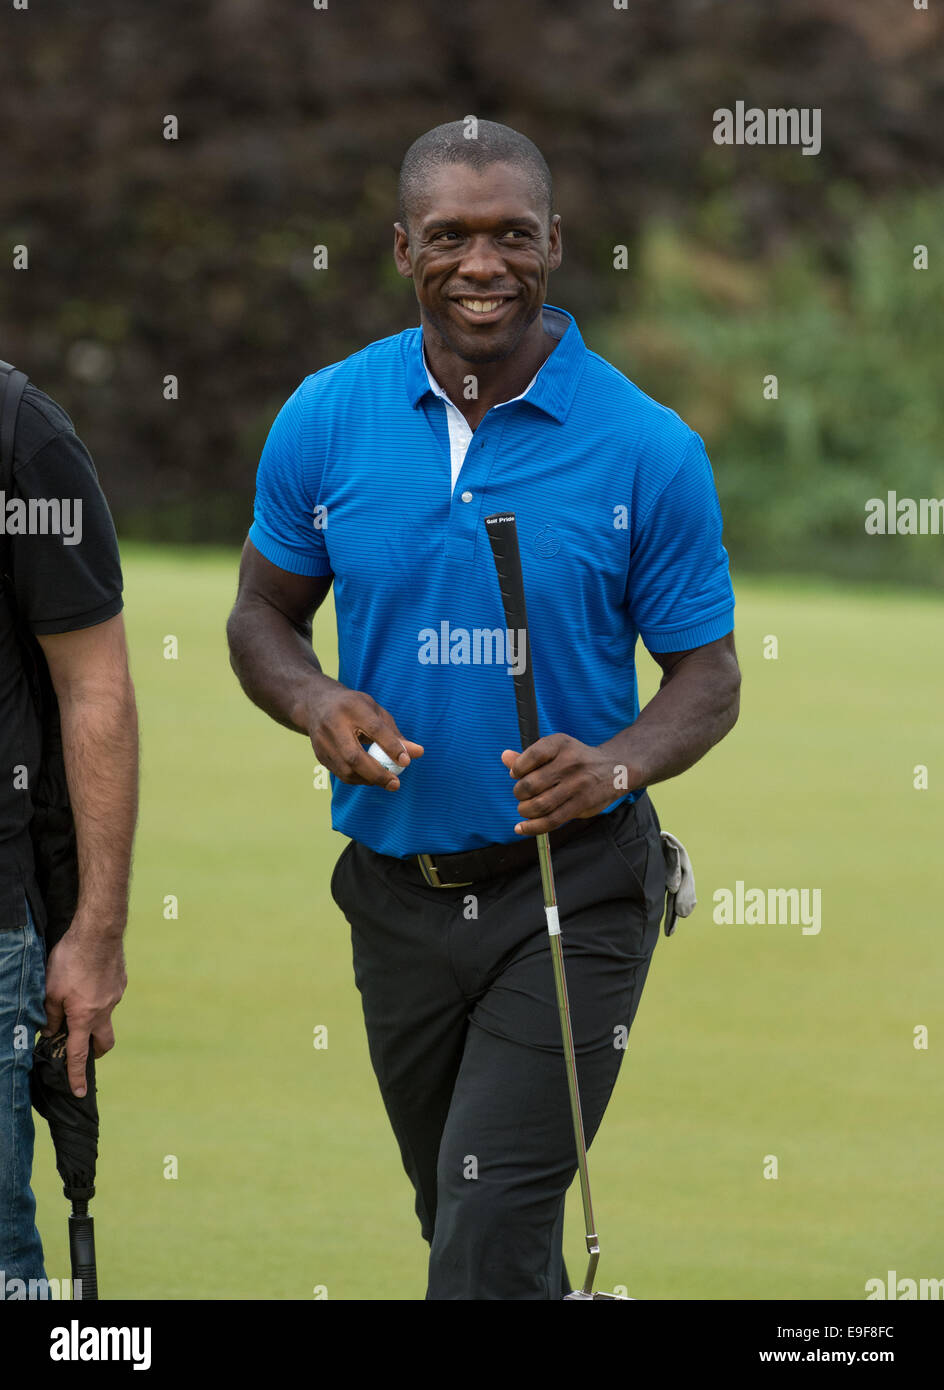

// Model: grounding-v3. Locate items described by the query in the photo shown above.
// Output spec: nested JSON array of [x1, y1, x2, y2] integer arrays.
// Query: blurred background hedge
[[1, 0, 941, 585]]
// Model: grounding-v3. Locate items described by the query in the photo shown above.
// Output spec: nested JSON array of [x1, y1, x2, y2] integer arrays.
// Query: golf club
[[483, 511, 627, 1301]]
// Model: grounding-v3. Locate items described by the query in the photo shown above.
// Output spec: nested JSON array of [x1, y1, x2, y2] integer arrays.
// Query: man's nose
[[455, 237, 509, 278]]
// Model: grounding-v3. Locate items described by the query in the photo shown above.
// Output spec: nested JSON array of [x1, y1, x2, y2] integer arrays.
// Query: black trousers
[[329, 791, 667, 1300]]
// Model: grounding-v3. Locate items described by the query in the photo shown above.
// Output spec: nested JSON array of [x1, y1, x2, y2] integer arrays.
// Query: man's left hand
[[501, 735, 638, 835], [42, 920, 128, 1098]]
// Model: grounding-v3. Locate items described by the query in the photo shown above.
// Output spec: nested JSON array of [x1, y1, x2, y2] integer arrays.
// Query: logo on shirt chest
[[532, 524, 560, 558]]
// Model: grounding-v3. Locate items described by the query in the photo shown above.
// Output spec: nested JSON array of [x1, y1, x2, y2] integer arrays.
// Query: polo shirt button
[[460, 490, 473, 502]]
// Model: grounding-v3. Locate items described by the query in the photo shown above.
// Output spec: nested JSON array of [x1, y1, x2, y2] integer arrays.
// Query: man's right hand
[[305, 680, 423, 789], [227, 540, 423, 784]]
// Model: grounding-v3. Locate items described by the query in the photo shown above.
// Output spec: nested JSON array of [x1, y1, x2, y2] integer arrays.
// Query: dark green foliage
[[0, 1, 940, 581], [593, 192, 944, 587]]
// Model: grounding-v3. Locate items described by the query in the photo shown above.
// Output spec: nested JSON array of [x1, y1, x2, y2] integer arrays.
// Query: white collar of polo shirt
[[422, 306, 569, 491]]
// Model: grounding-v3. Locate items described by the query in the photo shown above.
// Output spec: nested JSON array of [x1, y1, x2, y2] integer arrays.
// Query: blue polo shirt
[[249, 303, 735, 857]]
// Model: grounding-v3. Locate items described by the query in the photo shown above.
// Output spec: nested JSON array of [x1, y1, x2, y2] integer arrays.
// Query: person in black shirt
[[0, 379, 138, 1289]]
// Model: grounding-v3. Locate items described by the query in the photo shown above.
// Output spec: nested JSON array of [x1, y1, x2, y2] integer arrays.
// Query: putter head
[[564, 1290, 633, 1300]]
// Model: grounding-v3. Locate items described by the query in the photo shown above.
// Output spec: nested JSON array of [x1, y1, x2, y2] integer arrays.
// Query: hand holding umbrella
[[30, 1028, 99, 1300], [31, 925, 125, 1302]]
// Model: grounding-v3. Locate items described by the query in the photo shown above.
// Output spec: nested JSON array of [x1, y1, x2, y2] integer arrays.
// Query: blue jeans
[[0, 896, 47, 1289]]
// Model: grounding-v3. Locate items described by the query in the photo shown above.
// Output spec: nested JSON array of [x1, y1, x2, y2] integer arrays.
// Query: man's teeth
[[458, 298, 503, 313]]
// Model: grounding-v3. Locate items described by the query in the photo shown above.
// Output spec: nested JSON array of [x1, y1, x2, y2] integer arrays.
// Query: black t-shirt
[[1, 382, 123, 931]]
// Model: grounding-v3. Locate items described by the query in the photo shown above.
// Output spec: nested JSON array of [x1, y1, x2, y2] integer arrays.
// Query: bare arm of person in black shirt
[[37, 613, 138, 1098]]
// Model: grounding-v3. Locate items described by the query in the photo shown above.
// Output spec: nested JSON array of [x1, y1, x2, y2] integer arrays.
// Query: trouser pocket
[[602, 795, 667, 929]]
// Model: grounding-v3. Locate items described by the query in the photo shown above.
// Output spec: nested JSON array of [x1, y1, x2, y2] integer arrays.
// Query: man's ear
[[547, 213, 562, 272], [393, 222, 413, 278]]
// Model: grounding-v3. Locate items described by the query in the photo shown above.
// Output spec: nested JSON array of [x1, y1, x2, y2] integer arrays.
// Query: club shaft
[[483, 513, 605, 1297], [536, 832, 601, 1297]]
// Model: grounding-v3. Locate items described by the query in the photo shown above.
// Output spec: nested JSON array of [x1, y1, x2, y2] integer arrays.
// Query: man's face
[[393, 160, 562, 365]]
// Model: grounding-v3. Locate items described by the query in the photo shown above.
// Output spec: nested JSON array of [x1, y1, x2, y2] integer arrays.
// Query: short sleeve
[[11, 429, 124, 635], [248, 382, 333, 577], [628, 431, 735, 653]]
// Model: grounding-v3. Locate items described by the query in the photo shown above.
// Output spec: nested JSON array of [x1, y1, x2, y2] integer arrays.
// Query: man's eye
[[430, 229, 530, 243]]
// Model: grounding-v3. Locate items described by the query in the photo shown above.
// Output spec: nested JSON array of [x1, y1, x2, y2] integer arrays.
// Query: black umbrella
[[23, 634, 99, 1300], [30, 1028, 99, 1300]]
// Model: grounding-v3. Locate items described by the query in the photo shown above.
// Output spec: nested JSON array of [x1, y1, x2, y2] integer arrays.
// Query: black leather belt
[[414, 814, 602, 888]]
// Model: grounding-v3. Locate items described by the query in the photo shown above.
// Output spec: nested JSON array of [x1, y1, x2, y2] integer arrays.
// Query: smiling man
[[227, 119, 740, 1300]]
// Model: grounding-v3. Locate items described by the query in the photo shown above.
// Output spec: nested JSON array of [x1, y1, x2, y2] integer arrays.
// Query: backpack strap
[[0, 360, 37, 675], [0, 363, 77, 946], [0, 359, 29, 494], [0, 361, 29, 585]]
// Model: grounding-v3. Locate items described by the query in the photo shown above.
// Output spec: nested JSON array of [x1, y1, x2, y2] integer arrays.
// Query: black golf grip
[[68, 1213, 99, 1300], [483, 513, 541, 750]]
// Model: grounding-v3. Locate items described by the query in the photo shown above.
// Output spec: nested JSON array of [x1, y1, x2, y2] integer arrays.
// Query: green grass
[[30, 544, 943, 1299]]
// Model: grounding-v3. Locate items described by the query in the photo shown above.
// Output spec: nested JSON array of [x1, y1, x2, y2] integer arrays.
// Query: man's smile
[[450, 295, 517, 324]]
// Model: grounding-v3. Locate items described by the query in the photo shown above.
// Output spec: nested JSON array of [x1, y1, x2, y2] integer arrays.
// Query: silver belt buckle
[[416, 853, 473, 889]]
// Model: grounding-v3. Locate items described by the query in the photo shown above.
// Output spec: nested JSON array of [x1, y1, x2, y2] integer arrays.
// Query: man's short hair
[[397, 120, 553, 233]]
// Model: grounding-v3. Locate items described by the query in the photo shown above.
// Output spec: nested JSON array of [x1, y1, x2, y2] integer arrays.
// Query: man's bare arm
[[225, 539, 335, 733], [605, 631, 742, 788], [36, 612, 139, 1095], [226, 539, 424, 787]]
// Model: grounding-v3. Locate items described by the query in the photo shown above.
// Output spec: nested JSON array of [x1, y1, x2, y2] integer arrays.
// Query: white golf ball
[[366, 742, 404, 776]]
